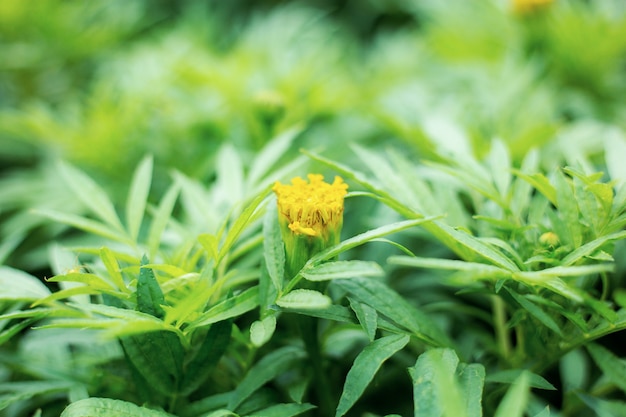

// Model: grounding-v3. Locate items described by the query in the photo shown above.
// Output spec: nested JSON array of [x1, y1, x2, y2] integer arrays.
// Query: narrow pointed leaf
[[335, 334, 409, 417], [126, 155, 153, 241], [263, 200, 285, 292], [493, 372, 530, 417], [228, 346, 306, 411], [302, 261, 383, 282]]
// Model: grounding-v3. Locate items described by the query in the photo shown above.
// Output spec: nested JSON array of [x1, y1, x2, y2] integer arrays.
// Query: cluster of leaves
[[2, 128, 626, 416], [2, 0, 626, 417]]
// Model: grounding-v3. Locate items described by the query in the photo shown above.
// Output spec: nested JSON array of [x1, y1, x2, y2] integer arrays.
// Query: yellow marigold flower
[[273, 174, 348, 278], [512, 0, 553, 14], [273, 174, 348, 239]]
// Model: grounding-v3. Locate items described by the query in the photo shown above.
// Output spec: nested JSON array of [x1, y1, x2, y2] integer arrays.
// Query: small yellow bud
[[539, 231, 559, 247]]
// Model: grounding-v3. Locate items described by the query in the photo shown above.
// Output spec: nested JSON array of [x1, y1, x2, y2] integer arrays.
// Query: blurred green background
[[1, 0, 625, 273]]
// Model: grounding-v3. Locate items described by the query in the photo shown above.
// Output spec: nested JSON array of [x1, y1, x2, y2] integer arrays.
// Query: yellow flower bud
[[273, 174, 348, 277], [539, 231, 560, 247]]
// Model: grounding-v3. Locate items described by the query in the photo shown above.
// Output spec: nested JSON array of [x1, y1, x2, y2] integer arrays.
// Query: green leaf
[[335, 334, 409, 417], [604, 132, 626, 183], [244, 402, 315, 417], [0, 317, 40, 346], [137, 256, 166, 319], [100, 247, 127, 291], [512, 170, 557, 206], [308, 217, 441, 266], [487, 369, 555, 390], [410, 348, 463, 417], [218, 188, 270, 264], [555, 171, 582, 247], [276, 289, 331, 310], [506, 290, 563, 336], [457, 363, 486, 417], [263, 199, 285, 292], [587, 344, 626, 394], [126, 155, 153, 241], [247, 125, 303, 187], [301, 261, 383, 282], [430, 222, 519, 271], [120, 329, 184, 397], [0, 381, 76, 411], [335, 277, 451, 347], [349, 298, 378, 342], [493, 372, 530, 417], [189, 287, 260, 329], [250, 314, 277, 347], [577, 393, 626, 417], [561, 230, 626, 266], [180, 319, 232, 395], [0, 266, 50, 301], [34, 209, 131, 245], [388, 256, 510, 279], [227, 346, 306, 411], [147, 180, 181, 258], [487, 139, 511, 197], [57, 160, 124, 232], [60, 397, 172, 417]]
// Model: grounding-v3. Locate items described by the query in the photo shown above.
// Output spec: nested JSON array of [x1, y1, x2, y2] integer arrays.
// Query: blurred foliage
[[1, 0, 626, 416]]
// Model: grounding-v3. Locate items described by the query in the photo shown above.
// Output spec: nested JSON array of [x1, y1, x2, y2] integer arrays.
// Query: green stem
[[299, 315, 334, 416], [492, 295, 511, 362]]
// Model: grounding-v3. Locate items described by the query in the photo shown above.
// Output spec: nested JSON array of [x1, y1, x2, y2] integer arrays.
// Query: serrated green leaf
[[228, 346, 306, 411], [180, 319, 232, 395], [493, 372, 530, 417], [301, 261, 383, 282], [587, 343, 626, 394], [57, 160, 124, 233], [126, 155, 153, 241], [335, 277, 451, 347], [276, 289, 331, 310], [410, 348, 464, 417], [137, 256, 165, 318], [349, 298, 378, 342], [263, 200, 285, 292], [60, 397, 172, 417], [335, 334, 409, 417], [120, 329, 184, 397], [250, 314, 277, 347], [245, 402, 315, 417], [457, 363, 486, 417]]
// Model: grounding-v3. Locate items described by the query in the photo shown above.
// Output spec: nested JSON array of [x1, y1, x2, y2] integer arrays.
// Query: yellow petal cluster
[[273, 174, 348, 237], [512, 0, 553, 14]]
